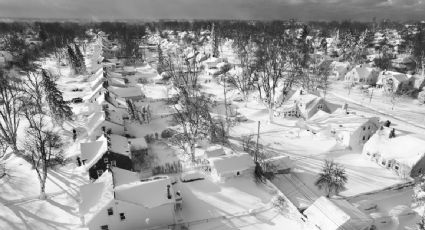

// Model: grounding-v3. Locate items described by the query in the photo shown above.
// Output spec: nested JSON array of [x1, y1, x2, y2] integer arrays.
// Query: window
[[104, 158, 109, 163], [317, 104, 324, 110], [120, 213, 126, 221], [111, 160, 116, 167], [363, 126, 366, 131], [394, 165, 399, 170], [366, 152, 370, 156], [382, 160, 386, 166], [368, 126, 370, 130], [97, 170, 103, 177], [101, 225, 109, 230], [363, 136, 366, 141], [107, 208, 113, 216]]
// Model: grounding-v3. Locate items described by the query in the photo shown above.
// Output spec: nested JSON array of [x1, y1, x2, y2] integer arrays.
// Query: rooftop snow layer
[[363, 129, 425, 167], [114, 178, 175, 208], [204, 145, 226, 158], [304, 196, 373, 230], [210, 153, 254, 175], [128, 137, 148, 150]]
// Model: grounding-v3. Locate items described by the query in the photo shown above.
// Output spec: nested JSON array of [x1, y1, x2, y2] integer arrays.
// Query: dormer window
[[111, 160, 116, 167], [104, 158, 109, 163]]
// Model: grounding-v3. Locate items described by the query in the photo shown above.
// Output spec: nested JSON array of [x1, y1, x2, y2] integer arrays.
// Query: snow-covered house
[[391, 55, 416, 73], [209, 153, 254, 181], [362, 128, 425, 179], [308, 109, 380, 149], [377, 71, 412, 93], [274, 89, 336, 119], [109, 86, 144, 100], [410, 74, 425, 91], [90, 68, 106, 90], [0, 51, 13, 67], [86, 109, 126, 140], [80, 134, 132, 180], [128, 137, 149, 171], [304, 196, 373, 230], [204, 145, 226, 158], [345, 65, 379, 85], [331, 61, 351, 80], [79, 170, 176, 230]]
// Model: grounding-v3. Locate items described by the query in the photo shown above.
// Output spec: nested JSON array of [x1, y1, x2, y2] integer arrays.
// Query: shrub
[[161, 128, 175, 138]]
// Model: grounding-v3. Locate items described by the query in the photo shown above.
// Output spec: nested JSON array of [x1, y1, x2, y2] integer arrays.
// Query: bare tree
[[22, 114, 63, 199], [230, 36, 257, 106], [167, 52, 212, 161], [255, 33, 300, 122], [0, 70, 23, 153]]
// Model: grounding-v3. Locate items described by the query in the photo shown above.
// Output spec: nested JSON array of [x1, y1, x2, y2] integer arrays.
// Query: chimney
[[167, 185, 172, 199]]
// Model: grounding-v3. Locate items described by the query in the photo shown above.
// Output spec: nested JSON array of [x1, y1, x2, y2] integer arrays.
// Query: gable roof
[[109, 86, 144, 99], [363, 129, 425, 167], [109, 134, 130, 156], [308, 109, 379, 133], [204, 145, 226, 158], [114, 178, 175, 208], [111, 167, 140, 186], [304, 196, 373, 230], [80, 138, 108, 168], [128, 137, 148, 150], [86, 110, 124, 136], [79, 170, 114, 224]]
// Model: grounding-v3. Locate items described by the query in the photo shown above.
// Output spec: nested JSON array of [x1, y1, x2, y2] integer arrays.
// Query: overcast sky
[[0, 0, 424, 21]]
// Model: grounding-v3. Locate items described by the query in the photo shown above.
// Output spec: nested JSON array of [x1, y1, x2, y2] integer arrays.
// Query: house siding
[[88, 152, 133, 180]]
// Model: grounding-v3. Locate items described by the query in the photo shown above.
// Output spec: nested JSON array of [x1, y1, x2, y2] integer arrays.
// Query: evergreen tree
[[315, 160, 348, 197], [41, 69, 73, 122], [67, 45, 79, 73], [157, 44, 167, 74], [74, 43, 86, 74]]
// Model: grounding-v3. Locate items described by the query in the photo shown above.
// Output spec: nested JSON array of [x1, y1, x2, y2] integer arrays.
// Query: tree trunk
[[190, 144, 195, 162], [268, 107, 274, 123], [39, 179, 46, 200]]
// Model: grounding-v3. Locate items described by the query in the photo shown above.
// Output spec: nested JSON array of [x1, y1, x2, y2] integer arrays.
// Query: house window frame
[[104, 157, 109, 163], [107, 208, 113, 216], [120, 213, 126, 221], [111, 160, 116, 167], [100, 225, 109, 230], [97, 170, 103, 177]]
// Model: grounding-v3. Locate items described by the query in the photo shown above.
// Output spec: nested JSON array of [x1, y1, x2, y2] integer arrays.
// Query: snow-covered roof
[[109, 134, 130, 156], [80, 138, 108, 168], [308, 109, 379, 133], [204, 145, 226, 158], [90, 69, 105, 90], [109, 86, 144, 98], [363, 129, 425, 167], [128, 137, 148, 150], [377, 71, 409, 84], [79, 171, 114, 224], [210, 153, 254, 175], [111, 167, 140, 186], [81, 134, 130, 169], [304, 196, 373, 230], [114, 178, 175, 208], [85, 110, 124, 137]]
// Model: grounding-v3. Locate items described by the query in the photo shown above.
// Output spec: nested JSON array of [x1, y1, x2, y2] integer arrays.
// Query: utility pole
[[255, 121, 260, 162]]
